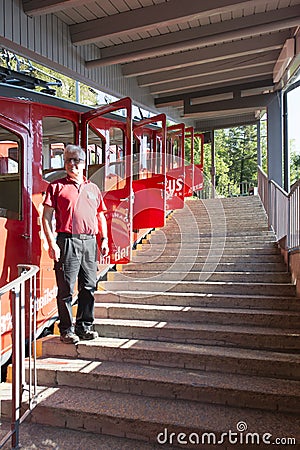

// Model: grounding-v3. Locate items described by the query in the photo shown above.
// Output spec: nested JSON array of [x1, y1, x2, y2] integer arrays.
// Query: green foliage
[[210, 125, 258, 196], [260, 117, 267, 172], [290, 150, 300, 185], [0, 49, 99, 106], [34, 62, 99, 105]]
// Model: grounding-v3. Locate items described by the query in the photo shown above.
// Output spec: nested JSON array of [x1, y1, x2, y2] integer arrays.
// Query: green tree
[[290, 139, 300, 186], [213, 125, 257, 196]]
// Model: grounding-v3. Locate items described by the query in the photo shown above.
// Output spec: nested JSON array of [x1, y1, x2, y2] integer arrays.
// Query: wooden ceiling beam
[[149, 64, 275, 95], [71, 0, 268, 45], [85, 5, 300, 67], [138, 50, 280, 87], [184, 93, 275, 116], [193, 113, 259, 131], [122, 31, 290, 77], [22, 0, 88, 16]]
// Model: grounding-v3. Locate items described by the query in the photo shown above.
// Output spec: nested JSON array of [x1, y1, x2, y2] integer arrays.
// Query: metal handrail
[[0, 264, 39, 450], [258, 166, 300, 251]]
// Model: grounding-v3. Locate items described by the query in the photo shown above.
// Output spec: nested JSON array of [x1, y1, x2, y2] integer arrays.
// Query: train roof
[[0, 83, 165, 131], [0, 82, 92, 112]]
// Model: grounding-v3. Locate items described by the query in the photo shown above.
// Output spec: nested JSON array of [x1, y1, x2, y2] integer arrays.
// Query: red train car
[[0, 84, 204, 366], [0, 85, 134, 365]]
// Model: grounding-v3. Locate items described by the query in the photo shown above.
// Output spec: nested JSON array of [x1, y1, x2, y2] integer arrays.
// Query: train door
[[81, 98, 133, 264], [0, 102, 31, 364], [132, 114, 166, 229], [184, 127, 194, 198], [166, 123, 185, 210], [37, 109, 79, 327], [193, 133, 204, 192]]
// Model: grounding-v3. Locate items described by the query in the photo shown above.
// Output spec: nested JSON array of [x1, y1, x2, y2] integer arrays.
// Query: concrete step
[[23, 357, 300, 415], [134, 246, 281, 255], [185, 202, 265, 209], [37, 335, 300, 380], [158, 224, 271, 232], [135, 239, 280, 250], [174, 216, 268, 223], [0, 419, 165, 450], [8, 385, 300, 449], [147, 225, 272, 232], [95, 291, 300, 311], [99, 280, 296, 297], [161, 227, 271, 235], [119, 262, 287, 272], [92, 318, 300, 351], [148, 243, 280, 251], [109, 271, 290, 283], [185, 209, 267, 217], [161, 207, 266, 215], [131, 254, 284, 263], [94, 303, 300, 328], [145, 236, 277, 245], [138, 241, 279, 250]]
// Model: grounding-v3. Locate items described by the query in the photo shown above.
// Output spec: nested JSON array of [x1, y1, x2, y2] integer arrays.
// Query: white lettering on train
[[36, 286, 57, 311], [0, 286, 58, 334], [1, 312, 12, 333], [114, 245, 130, 262], [166, 178, 184, 197]]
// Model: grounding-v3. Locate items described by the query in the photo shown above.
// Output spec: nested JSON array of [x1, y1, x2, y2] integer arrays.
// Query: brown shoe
[[60, 332, 80, 344]]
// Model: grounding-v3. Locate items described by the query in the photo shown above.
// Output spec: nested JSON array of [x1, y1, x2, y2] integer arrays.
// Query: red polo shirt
[[43, 176, 107, 235]]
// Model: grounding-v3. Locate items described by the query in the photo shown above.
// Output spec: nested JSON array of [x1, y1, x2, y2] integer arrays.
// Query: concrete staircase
[[3, 195, 300, 449]]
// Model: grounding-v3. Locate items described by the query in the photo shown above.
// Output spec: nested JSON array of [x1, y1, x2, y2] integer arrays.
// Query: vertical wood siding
[[0, 0, 181, 119]]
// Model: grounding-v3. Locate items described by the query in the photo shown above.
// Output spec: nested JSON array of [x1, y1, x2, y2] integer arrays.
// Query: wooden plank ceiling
[[22, 0, 300, 130]]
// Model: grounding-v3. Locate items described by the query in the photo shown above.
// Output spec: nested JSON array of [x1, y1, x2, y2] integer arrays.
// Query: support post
[[267, 92, 283, 187], [210, 130, 215, 198]]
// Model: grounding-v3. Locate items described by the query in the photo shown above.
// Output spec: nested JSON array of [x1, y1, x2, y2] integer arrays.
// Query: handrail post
[[0, 264, 40, 449], [268, 178, 271, 230], [11, 286, 21, 450], [287, 194, 291, 250]]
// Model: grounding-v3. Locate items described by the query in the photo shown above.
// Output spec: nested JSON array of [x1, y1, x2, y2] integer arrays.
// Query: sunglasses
[[65, 158, 85, 165]]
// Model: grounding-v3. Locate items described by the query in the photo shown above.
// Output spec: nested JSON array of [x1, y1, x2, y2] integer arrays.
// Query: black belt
[[58, 232, 95, 240]]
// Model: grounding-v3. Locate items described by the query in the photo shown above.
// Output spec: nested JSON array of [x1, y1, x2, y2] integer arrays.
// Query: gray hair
[[64, 144, 86, 162]]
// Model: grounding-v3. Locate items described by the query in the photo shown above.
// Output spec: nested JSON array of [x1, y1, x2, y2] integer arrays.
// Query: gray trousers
[[54, 233, 97, 335]]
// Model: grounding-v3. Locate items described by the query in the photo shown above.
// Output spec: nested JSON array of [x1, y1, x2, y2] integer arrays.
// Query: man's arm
[[98, 211, 109, 256], [42, 205, 60, 261]]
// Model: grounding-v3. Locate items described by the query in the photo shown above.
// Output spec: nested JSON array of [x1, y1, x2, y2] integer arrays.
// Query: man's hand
[[48, 242, 61, 261], [100, 238, 109, 256]]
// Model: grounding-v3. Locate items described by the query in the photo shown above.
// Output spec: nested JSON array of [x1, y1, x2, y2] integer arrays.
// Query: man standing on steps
[[42, 144, 109, 344]]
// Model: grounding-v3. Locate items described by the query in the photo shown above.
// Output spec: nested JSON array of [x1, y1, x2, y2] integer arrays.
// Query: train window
[[86, 127, 105, 191], [167, 135, 180, 170], [42, 117, 75, 182], [133, 133, 153, 180], [0, 126, 22, 220], [105, 127, 126, 191]]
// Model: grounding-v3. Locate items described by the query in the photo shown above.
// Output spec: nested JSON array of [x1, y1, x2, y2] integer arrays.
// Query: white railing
[[289, 180, 300, 250], [0, 264, 39, 450], [258, 166, 300, 250]]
